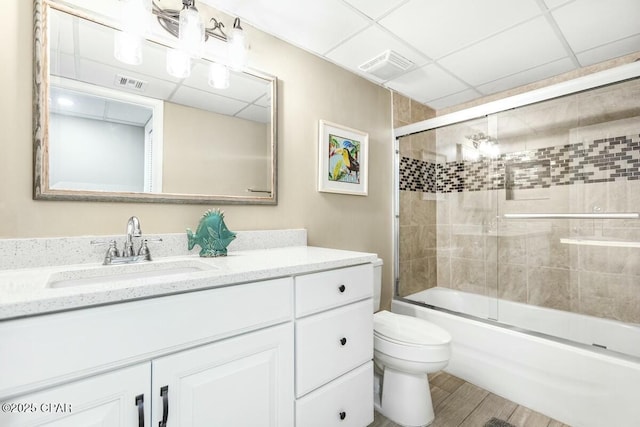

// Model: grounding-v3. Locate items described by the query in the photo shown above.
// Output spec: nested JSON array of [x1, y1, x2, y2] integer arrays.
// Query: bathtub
[[392, 287, 640, 427]]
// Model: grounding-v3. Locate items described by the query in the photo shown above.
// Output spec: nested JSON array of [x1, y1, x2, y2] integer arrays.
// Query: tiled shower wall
[[398, 78, 640, 324], [394, 93, 438, 297]]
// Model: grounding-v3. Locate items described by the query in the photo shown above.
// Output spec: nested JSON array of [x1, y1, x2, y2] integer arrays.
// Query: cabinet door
[[0, 364, 150, 427], [151, 323, 294, 427]]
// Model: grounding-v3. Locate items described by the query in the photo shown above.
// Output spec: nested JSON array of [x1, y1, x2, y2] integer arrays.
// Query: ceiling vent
[[358, 50, 414, 80], [114, 74, 147, 92]]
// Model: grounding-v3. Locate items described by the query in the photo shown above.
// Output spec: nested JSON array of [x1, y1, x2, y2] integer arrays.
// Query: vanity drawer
[[295, 299, 373, 396], [296, 361, 373, 427], [295, 264, 373, 317]]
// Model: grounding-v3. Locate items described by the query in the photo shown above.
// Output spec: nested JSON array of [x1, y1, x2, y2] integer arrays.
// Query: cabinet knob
[[339, 411, 347, 420], [338, 284, 346, 293], [340, 337, 347, 346]]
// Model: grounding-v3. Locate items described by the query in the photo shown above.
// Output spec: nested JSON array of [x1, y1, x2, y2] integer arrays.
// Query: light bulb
[[179, 6, 204, 58], [228, 30, 247, 71], [166, 49, 191, 78], [227, 23, 247, 71], [208, 63, 230, 89], [114, 0, 150, 65], [114, 31, 143, 65]]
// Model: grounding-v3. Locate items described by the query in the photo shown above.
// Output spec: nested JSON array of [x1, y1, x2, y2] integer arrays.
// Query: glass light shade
[[166, 49, 191, 78], [121, 0, 151, 36], [208, 63, 230, 89], [114, 31, 143, 65], [227, 27, 247, 71], [179, 6, 204, 58]]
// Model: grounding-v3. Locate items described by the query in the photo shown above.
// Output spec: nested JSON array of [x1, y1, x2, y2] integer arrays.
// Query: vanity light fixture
[[114, 0, 151, 65], [115, 0, 249, 88]]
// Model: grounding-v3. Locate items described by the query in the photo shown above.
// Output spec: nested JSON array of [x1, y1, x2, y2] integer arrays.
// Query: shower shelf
[[559, 237, 640, 248]]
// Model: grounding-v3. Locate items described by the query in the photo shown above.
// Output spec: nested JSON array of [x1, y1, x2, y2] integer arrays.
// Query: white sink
[[47, 259, 213, 289]]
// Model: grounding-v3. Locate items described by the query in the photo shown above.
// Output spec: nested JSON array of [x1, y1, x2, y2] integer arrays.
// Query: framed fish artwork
[[317, 120, 369, 196]]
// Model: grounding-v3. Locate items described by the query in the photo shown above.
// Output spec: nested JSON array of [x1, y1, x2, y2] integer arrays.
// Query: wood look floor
[[369, 372, 571, 427]]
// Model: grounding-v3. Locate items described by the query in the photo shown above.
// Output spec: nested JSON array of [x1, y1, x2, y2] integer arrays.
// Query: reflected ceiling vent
[[358, 50, 413, 80], [114, 74, 147, 92]]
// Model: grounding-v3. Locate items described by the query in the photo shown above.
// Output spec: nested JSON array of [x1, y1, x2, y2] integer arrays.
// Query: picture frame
[[317, 120, 369, 196]]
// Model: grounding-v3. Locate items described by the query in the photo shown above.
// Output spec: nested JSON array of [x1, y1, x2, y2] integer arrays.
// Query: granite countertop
[[0, 246, 377, 321]]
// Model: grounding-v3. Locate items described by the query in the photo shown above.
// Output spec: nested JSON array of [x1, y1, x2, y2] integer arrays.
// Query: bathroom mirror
[[33, 0, 277, 204]]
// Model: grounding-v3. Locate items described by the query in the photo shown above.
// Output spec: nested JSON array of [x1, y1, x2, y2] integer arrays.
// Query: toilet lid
[[374, 310, 451, 345]]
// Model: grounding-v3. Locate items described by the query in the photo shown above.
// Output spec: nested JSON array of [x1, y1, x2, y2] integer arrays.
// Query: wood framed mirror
[[34, 0, 277, 204]]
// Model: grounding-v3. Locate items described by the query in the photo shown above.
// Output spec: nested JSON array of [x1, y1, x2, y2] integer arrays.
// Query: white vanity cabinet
[[0, 278, 294, 427], [0, 363, 152, 427], [294, 264, 374, 427], [0, 254, 376, 427]]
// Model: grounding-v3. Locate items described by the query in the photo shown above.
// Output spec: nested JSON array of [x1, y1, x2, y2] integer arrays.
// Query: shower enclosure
[[394, 62, 640, 359]]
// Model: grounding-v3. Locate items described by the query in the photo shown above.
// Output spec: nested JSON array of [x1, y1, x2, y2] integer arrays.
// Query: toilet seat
[[374, 311, 451, 363], [374, 310, 451, 345]]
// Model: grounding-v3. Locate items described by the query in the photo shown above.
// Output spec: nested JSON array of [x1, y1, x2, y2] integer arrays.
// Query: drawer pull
[[339, 411, 347, 420], [159, 385, 169, 427], [338, 284, 346, 293], [340, 337, 347, 346], [135, 394, 144, 427]]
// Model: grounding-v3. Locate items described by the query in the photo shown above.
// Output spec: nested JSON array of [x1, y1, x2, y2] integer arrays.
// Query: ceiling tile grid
[[204, 0, 640, 110]]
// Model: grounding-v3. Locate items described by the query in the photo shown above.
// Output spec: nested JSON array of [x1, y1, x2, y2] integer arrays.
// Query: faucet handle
[[137, 238, 162, 261], [138, 239, 151, 261], [106, 240, 120, 259], [91, 240, 120, 264]]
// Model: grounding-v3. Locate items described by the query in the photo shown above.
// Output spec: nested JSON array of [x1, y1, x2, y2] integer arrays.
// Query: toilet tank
[[373, 258, 383, 312]]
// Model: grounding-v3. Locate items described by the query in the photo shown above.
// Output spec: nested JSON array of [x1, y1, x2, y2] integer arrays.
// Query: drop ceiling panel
[[236, 105, 270, 123], [379, 0, 541, 60], [201, 0, 370, 55], [542, 0, 573, 9], [342, 0, 407, 20], [170, 86, 248, 116], [576, 35, 640, 67], [182, 63, 271, 103], [325, 26, 427, 81], [426, 89, 482, 110], [77, 19, 172, 84], [551, 0, 640, 53], [476, 58, 575, 95], [438, 16, 568, 86], [78, 59, 177, 100], [385, 64, 468, 103]]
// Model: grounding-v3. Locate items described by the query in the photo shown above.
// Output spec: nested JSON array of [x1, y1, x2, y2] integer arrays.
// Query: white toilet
[[372, 259, 452, 427]]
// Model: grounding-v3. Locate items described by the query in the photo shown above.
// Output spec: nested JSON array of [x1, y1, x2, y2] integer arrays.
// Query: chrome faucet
[[123, 216, 142, 257], [92, 216, 162, 265]]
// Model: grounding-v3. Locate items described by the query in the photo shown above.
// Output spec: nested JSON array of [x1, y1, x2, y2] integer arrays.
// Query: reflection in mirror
[[34, 1, 277, 204], [50, 77, 163, 193]]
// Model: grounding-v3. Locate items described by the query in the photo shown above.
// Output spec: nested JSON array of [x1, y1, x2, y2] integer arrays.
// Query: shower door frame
[[392, 60, 640, 301]]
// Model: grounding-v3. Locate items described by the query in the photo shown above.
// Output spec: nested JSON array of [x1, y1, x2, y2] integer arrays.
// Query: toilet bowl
[[372, 260, 452, 427]]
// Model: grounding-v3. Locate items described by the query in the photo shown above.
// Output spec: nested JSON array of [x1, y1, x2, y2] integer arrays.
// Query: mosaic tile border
[[399, 134, 640, 193]]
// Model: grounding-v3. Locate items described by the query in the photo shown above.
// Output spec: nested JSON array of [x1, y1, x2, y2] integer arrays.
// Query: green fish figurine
[[187, 209, 237, 257]]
